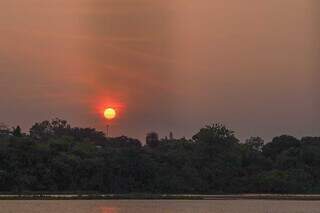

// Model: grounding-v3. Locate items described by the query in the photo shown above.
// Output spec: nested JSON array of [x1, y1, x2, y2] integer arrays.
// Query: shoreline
[[1, 194, 320, 201]]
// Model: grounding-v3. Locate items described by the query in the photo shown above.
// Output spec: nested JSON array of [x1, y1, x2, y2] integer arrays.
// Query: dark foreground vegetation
[[0, 119, 320, 194]]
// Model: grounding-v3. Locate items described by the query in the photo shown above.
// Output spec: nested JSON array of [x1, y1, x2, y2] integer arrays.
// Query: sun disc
[[104, 108, 116, 120]]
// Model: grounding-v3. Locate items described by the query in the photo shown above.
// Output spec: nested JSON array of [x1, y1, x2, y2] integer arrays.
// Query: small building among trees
[[146, 132, 159, 147]]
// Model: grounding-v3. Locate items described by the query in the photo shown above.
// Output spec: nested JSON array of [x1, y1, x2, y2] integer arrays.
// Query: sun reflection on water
[[100, 207, 119, 213]]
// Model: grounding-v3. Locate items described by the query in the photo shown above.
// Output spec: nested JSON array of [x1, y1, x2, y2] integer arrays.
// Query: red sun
[[104, 108, 117, 120]]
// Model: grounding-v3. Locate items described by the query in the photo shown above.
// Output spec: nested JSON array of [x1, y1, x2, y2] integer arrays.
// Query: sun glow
[[104, 108, 117, 120]]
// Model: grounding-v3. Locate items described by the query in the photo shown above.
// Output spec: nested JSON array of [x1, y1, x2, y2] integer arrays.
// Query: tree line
[[0, 118, 319, 194]]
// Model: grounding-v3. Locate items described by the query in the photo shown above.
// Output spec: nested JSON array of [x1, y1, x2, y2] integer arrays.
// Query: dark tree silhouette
[[12, 126, 22, 137], [0, 119, 320, 194]]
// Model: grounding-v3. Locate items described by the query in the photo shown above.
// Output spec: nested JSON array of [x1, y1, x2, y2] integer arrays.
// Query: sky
[[0, 0, 319, 142]]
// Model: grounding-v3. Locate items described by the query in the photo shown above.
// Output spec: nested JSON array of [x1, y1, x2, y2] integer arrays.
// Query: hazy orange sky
[[0, 0, 319, 141]]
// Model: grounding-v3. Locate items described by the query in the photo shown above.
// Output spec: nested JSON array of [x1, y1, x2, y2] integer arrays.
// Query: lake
[[0, 200, 320, 213]]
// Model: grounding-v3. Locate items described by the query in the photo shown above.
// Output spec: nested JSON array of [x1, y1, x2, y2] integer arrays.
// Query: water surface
[[0, 200, 320, 213]]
